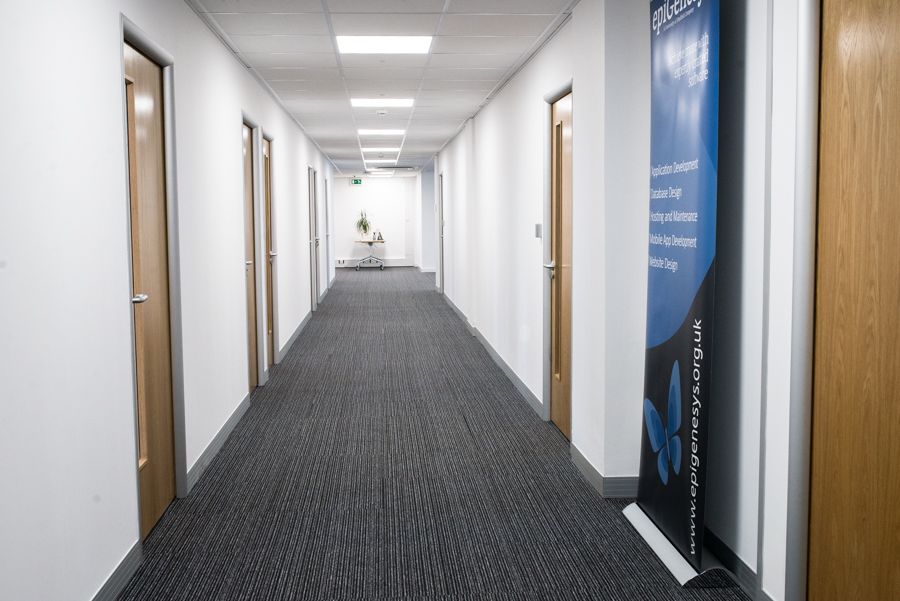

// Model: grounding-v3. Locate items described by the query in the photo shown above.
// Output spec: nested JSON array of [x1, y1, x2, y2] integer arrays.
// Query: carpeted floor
[[120, 268, 748, 601]]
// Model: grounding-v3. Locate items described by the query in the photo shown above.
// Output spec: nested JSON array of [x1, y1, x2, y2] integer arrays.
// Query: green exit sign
[[351, 178, 363, 186]]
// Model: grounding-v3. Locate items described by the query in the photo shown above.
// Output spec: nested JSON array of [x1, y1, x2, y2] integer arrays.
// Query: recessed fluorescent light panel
[[366, 159, 397, 164], [337, 36, 432, 55], [358, 129, 405, 136], [361, 147, 402, 153], [352, 98, 415, 108]]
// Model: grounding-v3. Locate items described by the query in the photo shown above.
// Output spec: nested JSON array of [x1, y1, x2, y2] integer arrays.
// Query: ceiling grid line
[[188, 0, 581, 176]]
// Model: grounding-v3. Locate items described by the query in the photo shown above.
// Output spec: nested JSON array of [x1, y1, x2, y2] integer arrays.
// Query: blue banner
[[637, 0, 720, 570]]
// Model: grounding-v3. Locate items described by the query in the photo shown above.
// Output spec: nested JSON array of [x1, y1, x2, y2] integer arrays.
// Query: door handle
[[245, 261, 253, 266], [543, 261, 556, 279], [131, 293, 149, 304], [269, 251, 278, 258]]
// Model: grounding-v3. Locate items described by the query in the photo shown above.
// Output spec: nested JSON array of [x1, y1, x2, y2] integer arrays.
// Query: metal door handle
[[245, 261, 253, 266], [131, 293, 149, 304], [543, 261, 556, 279], [269, 251, 278, 257]]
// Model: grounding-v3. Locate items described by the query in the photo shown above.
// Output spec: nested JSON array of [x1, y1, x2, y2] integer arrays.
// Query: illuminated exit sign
[[350, 178, 363, 186]]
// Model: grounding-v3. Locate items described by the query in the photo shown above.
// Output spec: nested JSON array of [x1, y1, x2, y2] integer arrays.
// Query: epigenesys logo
[[643, 361, 683, 485]]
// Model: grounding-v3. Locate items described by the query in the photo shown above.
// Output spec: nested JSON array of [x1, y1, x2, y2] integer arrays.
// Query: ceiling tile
[[269, 79, 346, 91], [416, 90, 489, 104], [210, 12, 329, 35], [447, 0, 570, 14], [342, 67, 425, 80], [340, 54, 430, 68], [198, 0, 323, 12], [330, 13, 441, 36], [438, 14, 555, 36], [428, 53, 518, 69], [411, 106, 478, 119], [353, 107, 414, 121], [326, 0, 445, 12], [400, 144, 441, 153], [431, 35, 538, 54], [344, 79, 421, 92], [423, 67, 505, 80], [418, 79, 494, 91], [241, 53, 338, 68], [229, 35, 334, 54], [198, 0, 576, 172], [355, 119, 409, 130], [257, 67, 343, 80]]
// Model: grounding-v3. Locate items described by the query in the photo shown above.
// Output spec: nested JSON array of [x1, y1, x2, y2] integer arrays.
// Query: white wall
[[0, 1, 330, 599], [333, 176, 418, 267], [437, 0, 772, 586], [703, 0, 767, 572]]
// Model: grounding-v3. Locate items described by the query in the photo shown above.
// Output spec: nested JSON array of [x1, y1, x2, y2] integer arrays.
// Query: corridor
[[120, 269, 744, 601]]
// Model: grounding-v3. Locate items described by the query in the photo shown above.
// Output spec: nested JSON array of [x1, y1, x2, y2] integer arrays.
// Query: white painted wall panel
[[0, 1, 331, 598]]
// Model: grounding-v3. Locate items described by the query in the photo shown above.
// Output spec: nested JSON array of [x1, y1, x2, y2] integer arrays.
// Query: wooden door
[[243, 125, 259, 389], [808, 2, 900, 598], [124, 43, 175, 538], [324, 178, 330, 285], [438, 174, 445, 293], [263, 139, 275, 367], [308, 167, 319, 310], [549, 93, 573, 439]]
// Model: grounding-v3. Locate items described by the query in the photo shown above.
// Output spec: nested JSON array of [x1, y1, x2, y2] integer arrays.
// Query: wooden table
[[355, 239, 385, 270]]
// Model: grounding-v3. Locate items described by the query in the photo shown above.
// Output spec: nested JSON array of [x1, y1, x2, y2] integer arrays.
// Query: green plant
[[355, 211, 371, 236]]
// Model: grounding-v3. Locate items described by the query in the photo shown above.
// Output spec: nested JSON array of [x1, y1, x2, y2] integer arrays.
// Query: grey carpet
[[120, 268, 748, 601]]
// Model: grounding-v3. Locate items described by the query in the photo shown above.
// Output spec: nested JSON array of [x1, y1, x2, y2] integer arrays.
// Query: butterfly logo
[[643, 361, 682, 485]]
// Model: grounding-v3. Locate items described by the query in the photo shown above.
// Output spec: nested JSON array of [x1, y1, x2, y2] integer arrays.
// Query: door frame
[[437, 170, 445, 295], [261, 136, 279, 366], [120, 18, 189, 503], [324, 177, 333, 289], [308, 166, 319, 311], [240, 111, 268, 387], [754, 2, 819, 600], [541, 82, 572, 424]]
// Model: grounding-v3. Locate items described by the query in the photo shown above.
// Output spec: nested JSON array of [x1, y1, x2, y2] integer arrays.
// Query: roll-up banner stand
[[624, 0, 722, 585]]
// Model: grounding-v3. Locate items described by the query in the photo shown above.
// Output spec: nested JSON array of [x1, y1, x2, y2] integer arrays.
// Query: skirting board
[[186, 392, 251, 493], [704, 528, 757, 596], [442, 294, 476, 335], [472, 327, 546, 421], [277, 312, 311, 364], [440, 293, 546, 421], [570, 444, 639, 498], [92, 541, 142, 601]]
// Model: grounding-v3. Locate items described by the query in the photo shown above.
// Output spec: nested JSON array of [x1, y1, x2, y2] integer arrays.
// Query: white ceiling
[[189, 0, 578, 175]]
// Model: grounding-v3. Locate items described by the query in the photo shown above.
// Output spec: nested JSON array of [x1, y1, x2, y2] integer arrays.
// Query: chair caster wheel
[[355, 266, 360, 271], [380, 265, 384, 271]]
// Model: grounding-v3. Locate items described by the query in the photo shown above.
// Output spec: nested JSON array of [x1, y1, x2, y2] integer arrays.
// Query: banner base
[[623, 503, 733, 587]]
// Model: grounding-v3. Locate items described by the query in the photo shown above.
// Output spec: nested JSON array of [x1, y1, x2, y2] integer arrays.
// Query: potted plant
[[356, 211, 371, 239]]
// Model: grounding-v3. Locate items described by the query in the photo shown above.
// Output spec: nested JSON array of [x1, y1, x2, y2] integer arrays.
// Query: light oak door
[[308, 167, 319, 311], [549, 93, 573, 439], [438, 174, 445, 294], [808, 1, 900, 598], [243, 125, 259, 389], [263, 139, 275, 367], [324, 178, 330, 285], [124, 43, 175, 539]]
